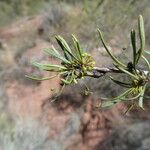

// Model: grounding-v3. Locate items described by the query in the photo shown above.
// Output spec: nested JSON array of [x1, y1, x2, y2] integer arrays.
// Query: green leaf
[[101, 100, 117, 108], [44, 48, 70, 63], [110, 76, 132, 88], [115, 65, 139, 80], [101, 88, 133, 108], [121, 92, 141, 101], [101, 88, 133, 101], [98, 29, 126, 68], [25, 75, 57, 81], [138, 84, 147, 109], [139, 95, 144, 109], [145, 50, 150, 55], [142, 55, 150, 72], [136, 15, 145, 64], [32, 61, 65, 72], [61, 78, 72, 85], [56, 36, 80, 63], [55, 36, 72, 61], [61, 72, 73, 85], [131, 29, 137, 68], [51, 45, 60, 55], [72, 34, 83, 61]]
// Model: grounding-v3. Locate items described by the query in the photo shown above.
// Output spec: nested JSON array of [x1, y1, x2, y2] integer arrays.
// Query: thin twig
[[86, 66, 149, 78]]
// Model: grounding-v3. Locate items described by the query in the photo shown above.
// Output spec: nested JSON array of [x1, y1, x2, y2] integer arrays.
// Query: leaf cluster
[[27, 15, 150, 110], [26, 35, 95, 86], [98, 15, 150, 110]]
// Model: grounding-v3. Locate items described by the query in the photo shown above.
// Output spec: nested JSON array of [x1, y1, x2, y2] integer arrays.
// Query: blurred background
[[0, 0, 150, 149]]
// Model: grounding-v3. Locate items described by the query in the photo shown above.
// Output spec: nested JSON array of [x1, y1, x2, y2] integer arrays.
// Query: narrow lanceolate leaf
[[138, 84, 147, 109], [110, 76, 132, 88], [25, 75, 57, 81], [145, 50, 150, 55], [51, 45, 60, 55], [56, 36, 80, 62], [101, 88, 133, 108], [55, 36, 72, 61], [101, 88, 133, 101], [120, 92, 141, 101], [131, 29, 137, 68], [44, 48, 70, 63], [115, 65, 139, 80], [61, 78, 73, 85], [136, 15, 145, 64], [98, 29, 126, 68], [101, 100, 117, 108], [61, 72, 73, 85], [72, 34, 83, 61], [142, 55, 150, 72], [32, 61, 65, 72]]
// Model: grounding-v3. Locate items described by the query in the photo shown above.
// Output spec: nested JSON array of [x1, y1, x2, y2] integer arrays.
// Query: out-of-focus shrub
[[0, 119, 65, 150]]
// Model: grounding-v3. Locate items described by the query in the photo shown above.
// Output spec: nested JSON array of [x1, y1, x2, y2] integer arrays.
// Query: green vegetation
[[0, 119, 54, 150], [0, 0, 149, 111], [0, 0, 45, 26], [0, 1, 150, 149], [27, 15, 150, 111]]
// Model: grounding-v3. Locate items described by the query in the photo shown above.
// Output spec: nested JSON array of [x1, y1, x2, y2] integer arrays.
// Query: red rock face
[[0, 16, 43, 41], [5, 38, 60, 118]]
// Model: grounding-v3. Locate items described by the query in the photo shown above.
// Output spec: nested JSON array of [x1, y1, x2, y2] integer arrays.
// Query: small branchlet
[[26, 15, 150, 111], [97, 15, 150, 111]]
